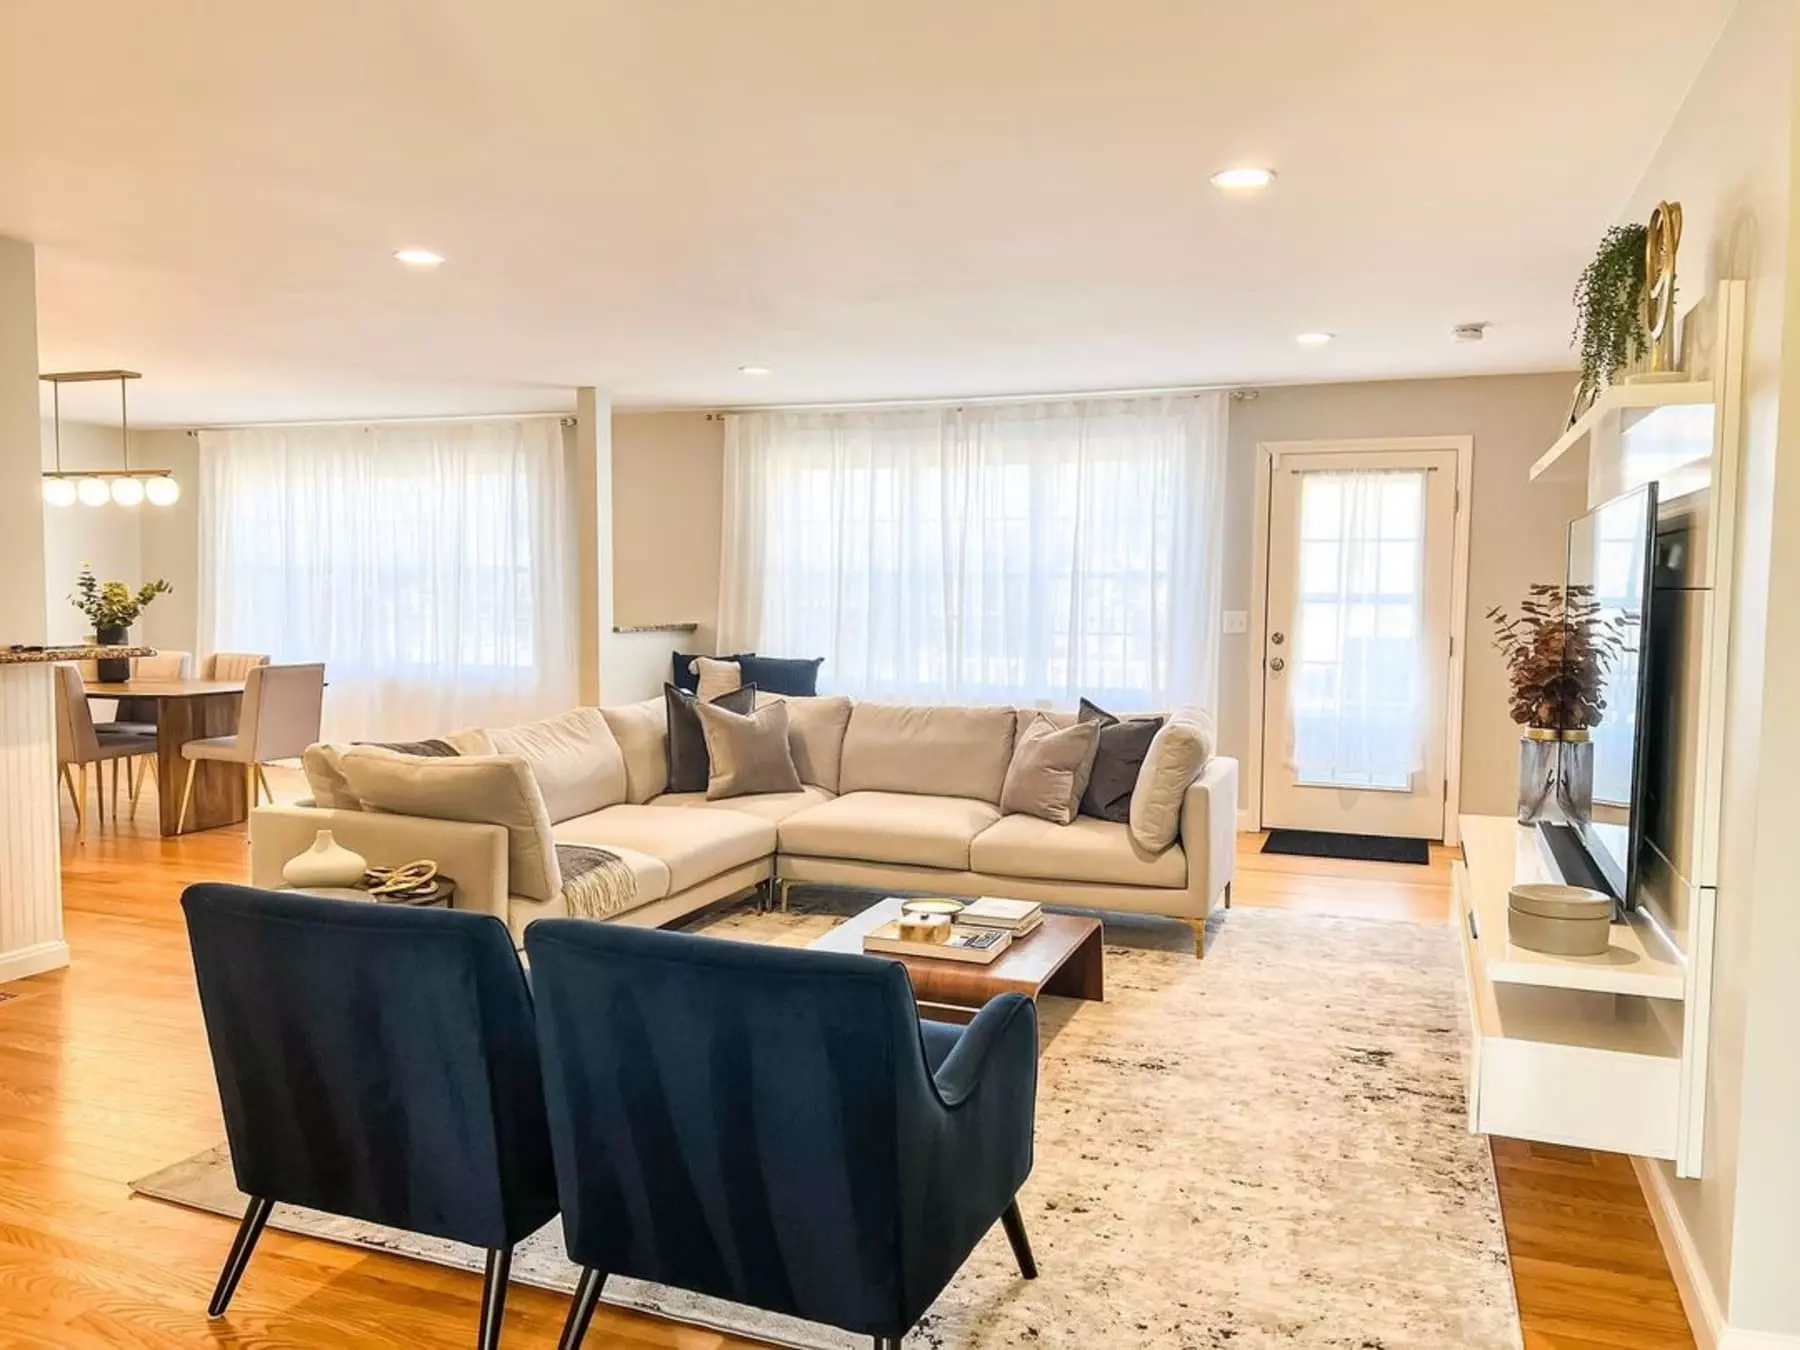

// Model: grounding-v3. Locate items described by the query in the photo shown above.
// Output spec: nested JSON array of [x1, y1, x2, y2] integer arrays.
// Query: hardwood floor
[[0, 778, 1694, 1348]]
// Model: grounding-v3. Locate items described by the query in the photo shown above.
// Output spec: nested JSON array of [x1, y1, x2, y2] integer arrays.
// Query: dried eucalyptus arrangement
[[1571, 224, 1650, 412], [1488, 583, 1626, 733]]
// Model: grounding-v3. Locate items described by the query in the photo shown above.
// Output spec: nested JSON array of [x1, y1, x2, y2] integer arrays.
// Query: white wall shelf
[[1529, 378, 1713, 483], [1459, 815, 1686, 1000]]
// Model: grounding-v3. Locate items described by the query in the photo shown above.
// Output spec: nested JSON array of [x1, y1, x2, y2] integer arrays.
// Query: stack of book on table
[[958, 897, 1043, 938]]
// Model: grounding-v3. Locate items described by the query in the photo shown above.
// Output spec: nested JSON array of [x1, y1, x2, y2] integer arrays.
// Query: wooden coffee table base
[[808, 897, 1104, 1024]]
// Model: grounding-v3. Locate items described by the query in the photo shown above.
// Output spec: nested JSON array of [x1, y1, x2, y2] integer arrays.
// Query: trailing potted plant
[[1488, 583, 1626, 822], [1569, 223, 1650, 422], [70, 565, 172, 681]]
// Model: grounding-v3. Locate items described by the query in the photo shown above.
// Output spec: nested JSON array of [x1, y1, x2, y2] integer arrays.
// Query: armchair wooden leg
[[128, 755, 144, 819], [60, 764, 76, 815], [176, 759, 198, 834], [780, 878, 791, 913], [1223, 880, 1233, 909], [256, 764, 273, 805], [1187, 918, 1206, 959], [1000, 1200, 1038, 1279], [208, 1195, 273, 1317], [74, 764, 89, 842], [558, 1265, 606, 1350], [110, 758, 121, 822], [478, 1246, 512, 1350]]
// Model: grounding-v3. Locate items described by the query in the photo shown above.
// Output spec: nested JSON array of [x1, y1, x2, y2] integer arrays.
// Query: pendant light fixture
[[40, 370, 181, 508]]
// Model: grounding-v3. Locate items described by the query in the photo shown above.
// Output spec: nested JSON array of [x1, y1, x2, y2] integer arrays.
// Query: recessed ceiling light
[[739, 364, 772, 376], [393, 247, 446, 269], [1210, 167, 1276, 193], [1295, 332, 1334, 346]]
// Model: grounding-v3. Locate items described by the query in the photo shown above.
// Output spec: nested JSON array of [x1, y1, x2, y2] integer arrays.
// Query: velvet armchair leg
[[207, 1195, 274, 1317], [478, 1247, 513, 1350], [1000, 1199, 1038, 1279], [557, 1266, 607, 1350]]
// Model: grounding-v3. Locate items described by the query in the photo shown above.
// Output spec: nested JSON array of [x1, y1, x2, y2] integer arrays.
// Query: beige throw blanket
[[554, 844, 640, 920]]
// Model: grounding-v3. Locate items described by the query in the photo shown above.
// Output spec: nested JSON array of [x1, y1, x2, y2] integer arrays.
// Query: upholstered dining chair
[[177, 662, 324, 831], [101, 648, 194, 738], [204, 651, 270, 681], [524, 920, 1041, 1350], [182, 884, 559, 1349], [53, 664, 155, 840]]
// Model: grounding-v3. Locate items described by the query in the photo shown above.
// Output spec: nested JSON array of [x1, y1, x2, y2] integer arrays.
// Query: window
[[199, 419, 576, 741], [718, 394, 1226, 709]]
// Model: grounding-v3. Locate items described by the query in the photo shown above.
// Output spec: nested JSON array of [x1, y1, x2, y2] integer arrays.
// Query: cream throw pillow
[[1127, 708, 1217, 852], [692, 657, 744, 701], [490, 707, 626, 823], [300, 727, 492, 810], [600, 696, 670, 803], [1000, 714, 1102, 825], [338, 747, 562, 901], [696, 698, 803, 800]]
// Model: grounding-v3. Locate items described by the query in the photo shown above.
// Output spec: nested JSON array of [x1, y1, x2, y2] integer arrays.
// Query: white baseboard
[[0, 939, 70, 986], [1634, 1156, 1800, 1350]]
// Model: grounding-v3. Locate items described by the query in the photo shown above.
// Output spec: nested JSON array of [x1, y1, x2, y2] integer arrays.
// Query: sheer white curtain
[[199, 419, 576, 742], [1288, 469, 1427, 788], [718, 393, 1226, 710]]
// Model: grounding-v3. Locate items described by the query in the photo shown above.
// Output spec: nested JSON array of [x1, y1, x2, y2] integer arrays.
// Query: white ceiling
[[0, 0, 1735, 425]]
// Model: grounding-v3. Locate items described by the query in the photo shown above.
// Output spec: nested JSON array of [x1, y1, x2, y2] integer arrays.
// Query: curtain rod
[[186, 411, 576, 434], [706, 383, 1258, 417]]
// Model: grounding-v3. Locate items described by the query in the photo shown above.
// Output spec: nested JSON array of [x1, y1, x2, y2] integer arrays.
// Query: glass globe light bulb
[[76, 476, 111, 506], [111, 477, 145, 507], [42, 477, 77, 507], [145, 475, 181, 506]]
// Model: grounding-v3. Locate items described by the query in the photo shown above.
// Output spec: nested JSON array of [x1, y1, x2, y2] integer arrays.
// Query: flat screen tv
[[1555, 482, 1659, 908]]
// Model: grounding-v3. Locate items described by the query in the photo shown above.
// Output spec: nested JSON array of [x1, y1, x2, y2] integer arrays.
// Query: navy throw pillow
[[737, 655, 824, 697]]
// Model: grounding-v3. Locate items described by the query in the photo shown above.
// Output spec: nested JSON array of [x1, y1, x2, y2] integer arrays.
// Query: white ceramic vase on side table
[[282, 830, 367, 889]]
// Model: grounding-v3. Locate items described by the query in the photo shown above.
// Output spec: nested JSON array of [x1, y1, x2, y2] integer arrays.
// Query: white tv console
[[1454, 815, 1685, 1161], [1466, 278, 1747, 1179]]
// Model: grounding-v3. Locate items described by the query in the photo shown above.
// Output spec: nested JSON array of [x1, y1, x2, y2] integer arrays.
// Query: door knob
[[1269, 657, 1286, 673]]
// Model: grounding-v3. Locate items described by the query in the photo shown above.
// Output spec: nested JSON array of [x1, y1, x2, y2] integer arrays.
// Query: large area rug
[[132, 895, 1521, 1349]]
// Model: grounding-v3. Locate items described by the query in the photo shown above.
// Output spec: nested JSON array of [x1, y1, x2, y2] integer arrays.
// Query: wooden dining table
[[84, 679, 249, 836]]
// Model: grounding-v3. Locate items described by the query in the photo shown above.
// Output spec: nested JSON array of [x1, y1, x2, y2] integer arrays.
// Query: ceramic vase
[[282, 830, 367, 889]]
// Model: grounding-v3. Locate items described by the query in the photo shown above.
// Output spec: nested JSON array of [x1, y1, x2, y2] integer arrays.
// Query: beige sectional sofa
[[249, 695, 1239, 954]]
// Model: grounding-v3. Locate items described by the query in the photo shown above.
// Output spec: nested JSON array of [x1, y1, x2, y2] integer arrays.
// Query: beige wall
[[611, 411, 724, 652], [1224, 373, 1585, 819], [135, 429, 199, 653], [1630, 0, 1799, 1339], [1, 238, 45, 641]]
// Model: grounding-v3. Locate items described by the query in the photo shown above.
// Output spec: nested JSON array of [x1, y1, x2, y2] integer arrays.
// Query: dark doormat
[[1262, 829, 1431, 865]]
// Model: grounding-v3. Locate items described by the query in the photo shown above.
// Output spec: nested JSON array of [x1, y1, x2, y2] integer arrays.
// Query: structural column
[[0, 235, 67, 984]]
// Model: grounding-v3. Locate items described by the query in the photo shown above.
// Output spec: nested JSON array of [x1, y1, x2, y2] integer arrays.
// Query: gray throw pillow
[[1078, 697, 1166, 824], [696, 698, 803, 800], [1001, 714, 1101, 825], [663, 682, 758, 794]]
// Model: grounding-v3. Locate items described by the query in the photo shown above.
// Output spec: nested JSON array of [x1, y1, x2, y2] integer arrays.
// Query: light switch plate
[[1222, 610, 1248, 635]]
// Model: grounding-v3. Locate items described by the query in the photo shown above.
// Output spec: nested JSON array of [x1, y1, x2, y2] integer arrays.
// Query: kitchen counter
[[1, 645, 154, 664]]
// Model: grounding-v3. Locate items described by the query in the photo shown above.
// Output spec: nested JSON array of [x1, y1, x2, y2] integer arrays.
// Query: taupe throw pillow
[[1077, 698, 1167, 824], [696, 698, 803, 800], [663, 682, 758, 794], [1000, 714, 1101, 825]]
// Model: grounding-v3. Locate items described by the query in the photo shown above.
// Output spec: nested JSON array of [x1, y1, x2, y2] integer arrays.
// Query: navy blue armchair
[[182, 884, 559, 1349], [524, 920, 1040, 1350]]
